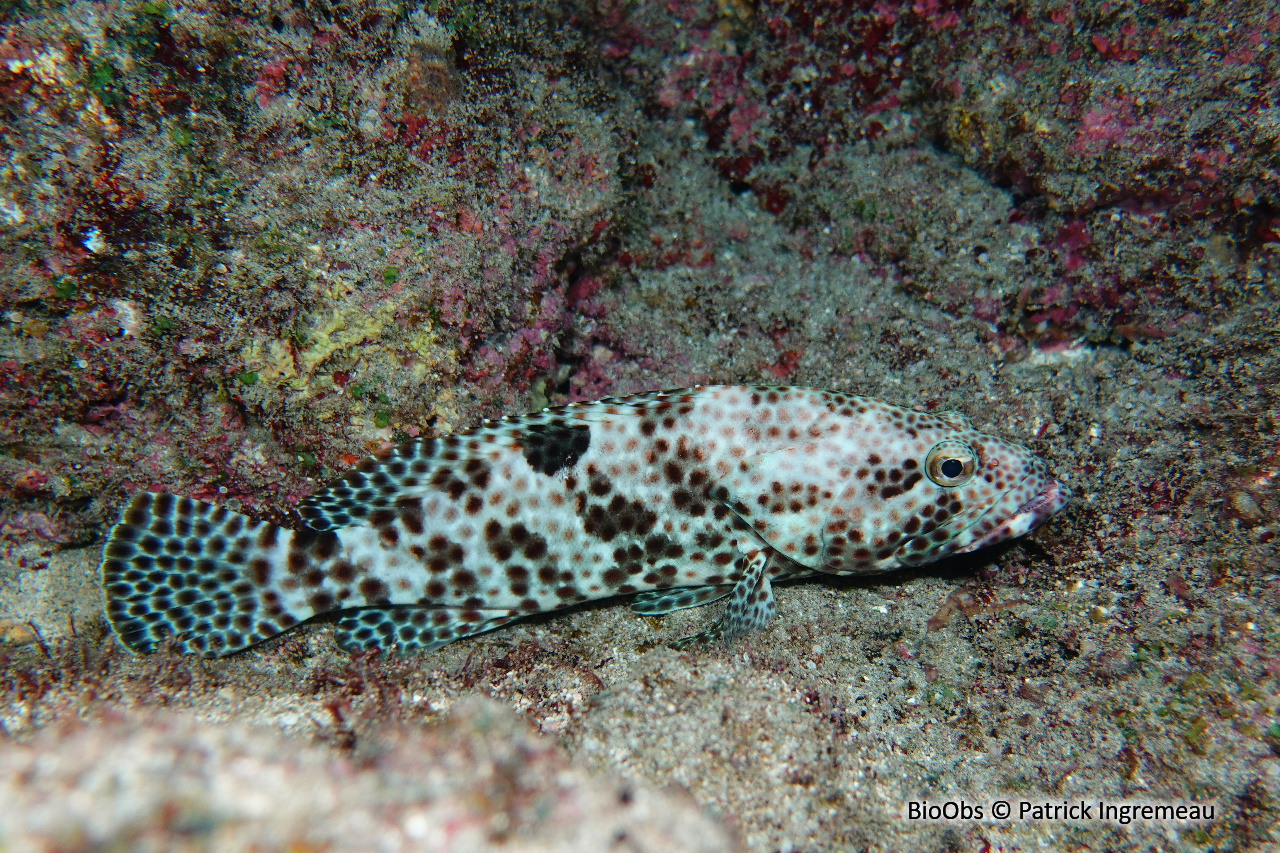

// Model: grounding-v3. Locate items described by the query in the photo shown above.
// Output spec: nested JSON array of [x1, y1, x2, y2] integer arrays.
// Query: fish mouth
[[954, 479, 1071, 555]]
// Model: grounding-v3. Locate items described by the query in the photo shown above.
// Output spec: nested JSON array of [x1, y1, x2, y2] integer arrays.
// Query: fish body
[[100, 386, 1070, 657]]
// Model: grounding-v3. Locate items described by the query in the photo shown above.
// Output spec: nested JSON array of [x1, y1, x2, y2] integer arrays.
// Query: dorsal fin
[[296, 408, 586, 530], [296, 389, 706, 530]]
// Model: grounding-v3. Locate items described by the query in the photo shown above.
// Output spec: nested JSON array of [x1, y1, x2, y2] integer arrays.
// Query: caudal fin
[[100, 492, 333, 657]]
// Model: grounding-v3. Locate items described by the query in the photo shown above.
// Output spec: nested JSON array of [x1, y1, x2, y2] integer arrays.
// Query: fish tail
[[100, 492, 336, 657]]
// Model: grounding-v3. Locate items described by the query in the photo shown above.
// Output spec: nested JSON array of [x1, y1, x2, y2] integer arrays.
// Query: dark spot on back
[[252, 522, 277, 548], [314, 532, 339, 559], [522, 422, 592, 476], [523, 535, 548, 560], [397, 498, 425, 534], [583, 506, 618, 541], [644, 534, 671, 557], [286, 550, 308, 574], [359, 577, 389, 602]]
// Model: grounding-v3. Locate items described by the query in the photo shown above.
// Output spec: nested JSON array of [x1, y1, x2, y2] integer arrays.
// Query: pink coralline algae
[[912, 0, 960, 30], [1053, 221, 1092, 274], [254, 58, 293, 108], [1070, 101, 1139, 157]]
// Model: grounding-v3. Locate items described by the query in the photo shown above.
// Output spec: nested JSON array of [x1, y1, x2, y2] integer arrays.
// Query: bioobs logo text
[[906, 801, 986, 821], [904, 798, 1216, 825]]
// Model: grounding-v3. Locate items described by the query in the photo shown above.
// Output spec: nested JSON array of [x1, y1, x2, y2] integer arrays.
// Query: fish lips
[[953, 478, 1072, 555], [893, 478, 1070, 567]]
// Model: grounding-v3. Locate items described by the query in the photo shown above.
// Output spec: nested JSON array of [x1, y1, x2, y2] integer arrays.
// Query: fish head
[[821, 406, 1070, 573]]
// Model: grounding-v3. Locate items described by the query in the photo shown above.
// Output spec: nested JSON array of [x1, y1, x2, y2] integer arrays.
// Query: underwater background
[[1, 0, 1277, 849]]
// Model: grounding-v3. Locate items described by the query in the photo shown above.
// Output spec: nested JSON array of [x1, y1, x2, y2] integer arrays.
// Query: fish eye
[[926, 441, 977, 487]]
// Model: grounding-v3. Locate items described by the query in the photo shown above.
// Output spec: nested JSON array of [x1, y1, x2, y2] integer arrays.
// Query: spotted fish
[[100, 386, 1070, 657]]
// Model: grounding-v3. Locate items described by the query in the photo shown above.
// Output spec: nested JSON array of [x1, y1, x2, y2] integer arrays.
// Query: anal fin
[[630, 584, 733, 616], [335, 606, 517, 653]]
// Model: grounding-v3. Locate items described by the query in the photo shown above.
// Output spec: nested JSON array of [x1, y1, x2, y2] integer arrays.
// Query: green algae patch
[[237, 282, 453, 404]]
